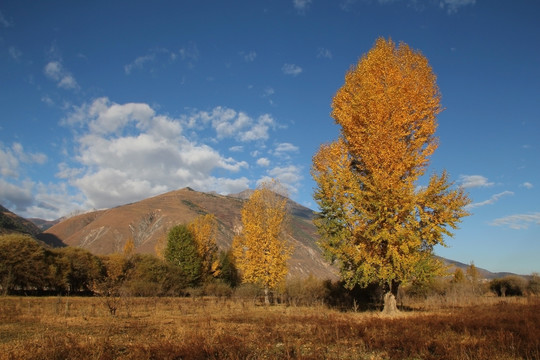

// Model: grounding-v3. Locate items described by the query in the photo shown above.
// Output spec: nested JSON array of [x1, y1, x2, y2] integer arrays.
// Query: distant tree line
[[0, 228, 238, 297]]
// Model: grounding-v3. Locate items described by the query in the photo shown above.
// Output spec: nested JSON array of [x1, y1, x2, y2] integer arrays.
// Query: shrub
[[527, 273, 540, 295], [204, 281, 233, 298], [490, 275, 527, 297], [286, 275, 329, 306]]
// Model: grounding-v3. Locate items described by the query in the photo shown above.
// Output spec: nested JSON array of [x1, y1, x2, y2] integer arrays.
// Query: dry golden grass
[[1, 296, 538, 359]]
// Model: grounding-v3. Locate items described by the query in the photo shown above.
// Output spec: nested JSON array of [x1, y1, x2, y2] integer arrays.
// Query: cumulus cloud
[[187, 106, 276, 142], [465, 191, 514, 210], [44, 61, 79, 89], [459, 175, 494, 189], [0, 143, 47, 178], [282, 63, 303, 76], [259, 165, 303, 195], [273, 142, 299, 158], [490, 213, 540, 230], [257, 158, 270, 167], [0, 179, 33, 212], [60, 98, 254, 209]]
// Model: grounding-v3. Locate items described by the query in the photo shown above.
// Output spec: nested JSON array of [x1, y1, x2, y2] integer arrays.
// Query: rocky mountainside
[[40, 188, 338, 280]]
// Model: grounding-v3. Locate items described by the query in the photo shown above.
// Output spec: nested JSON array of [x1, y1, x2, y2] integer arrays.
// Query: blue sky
[[1, 0, 539, 274]]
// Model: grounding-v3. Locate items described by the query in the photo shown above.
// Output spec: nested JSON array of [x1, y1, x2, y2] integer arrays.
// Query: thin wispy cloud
[[282, 63, 303, 76], [241, 51, 257, 62], [44, 61, 79, 90], [459, 175, 494, 189], [521, 182, 533, 189], [8, 46, 22, 60], [293, 0, 312, 12], [0, 10, 12, 27], [440, 0, 476, 14], [124, 54, 156, 74], [124, 46, 199, 74], [465, 191, 514, 210], [490, 213, 540, 230], [317, 47, 333, 59]]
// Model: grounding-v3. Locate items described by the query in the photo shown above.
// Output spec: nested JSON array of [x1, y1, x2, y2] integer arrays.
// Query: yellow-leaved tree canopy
[[312, 38, 470, 313], [232, 181, 292, 304]]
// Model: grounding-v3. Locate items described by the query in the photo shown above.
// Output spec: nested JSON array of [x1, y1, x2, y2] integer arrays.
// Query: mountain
[[40, 188, 339, 280], [0, 204, 42, 236], [436, 256, 522, 280], [28, 218, 61, 231]]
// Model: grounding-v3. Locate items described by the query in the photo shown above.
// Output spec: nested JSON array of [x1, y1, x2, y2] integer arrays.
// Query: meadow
[[1, 295, 538, 360]]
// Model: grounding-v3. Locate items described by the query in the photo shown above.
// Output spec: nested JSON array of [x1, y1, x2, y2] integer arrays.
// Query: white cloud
[[229, 146, 244, 152], [0, 179, 33, 212], [273, 142, 299, 158], [257, 158, 270, 167], [187, 107, 276, 142], [282, 63, 303, 76], [293, 0, 312, 12], [439, 0, 476, 14], [44, 61, 79, 90], [490, 213, 540, 230], [465, 191, 514, 210], [0, 143, 47, 178], [459, 175, 494, 189], [60, 98, 255, 209], [261, 165, 303, 195], [521, 182, 534, 189]]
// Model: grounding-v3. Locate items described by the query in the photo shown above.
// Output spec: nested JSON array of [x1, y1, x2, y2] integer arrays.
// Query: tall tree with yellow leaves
[[188, 214, 220, 280], [233, 181, 292, 304], [312, 38, 470, 313]]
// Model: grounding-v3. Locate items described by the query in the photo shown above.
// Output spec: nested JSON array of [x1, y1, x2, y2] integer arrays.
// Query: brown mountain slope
[[42, 188, 338, 280], [0, 204, 42, 236]]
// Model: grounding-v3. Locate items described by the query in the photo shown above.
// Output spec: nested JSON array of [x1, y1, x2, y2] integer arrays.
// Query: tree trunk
[[382, 292, 397, 314], [382, 280, 400, 314], [264, 287, 270, 305]]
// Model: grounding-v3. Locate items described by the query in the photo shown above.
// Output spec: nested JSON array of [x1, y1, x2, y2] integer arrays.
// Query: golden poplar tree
[[232, 181, 292, 304], [188, 214, 220, 280], [312, 38, 470, 313]]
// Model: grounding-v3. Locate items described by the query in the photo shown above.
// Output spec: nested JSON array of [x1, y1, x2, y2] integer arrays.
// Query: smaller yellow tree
[[188, 214, 220, 280], [233, 181, 292, 304]]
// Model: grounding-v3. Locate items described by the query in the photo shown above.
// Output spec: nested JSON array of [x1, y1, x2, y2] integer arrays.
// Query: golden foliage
[[123, 237, 135, 258], [188, 214, 220, 279], [232, 181, 292, 293], [312, 38, 470, 292]]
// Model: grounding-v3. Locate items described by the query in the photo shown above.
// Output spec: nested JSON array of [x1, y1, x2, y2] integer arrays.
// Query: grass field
[[1, 296, 538, 359]]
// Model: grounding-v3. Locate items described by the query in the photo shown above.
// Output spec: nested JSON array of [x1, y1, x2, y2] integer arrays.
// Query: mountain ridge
[[38, 188, 338, 280], [0, 188, 528, 280]]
